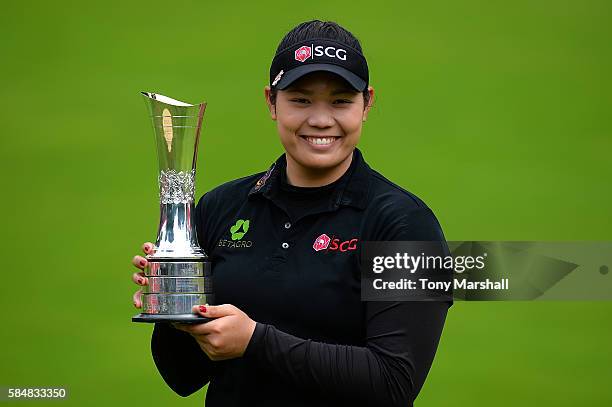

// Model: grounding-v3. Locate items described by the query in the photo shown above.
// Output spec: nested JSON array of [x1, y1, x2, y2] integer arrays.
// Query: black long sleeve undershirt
[[242, 301, 450, 407], [151, 322, 213, 397]]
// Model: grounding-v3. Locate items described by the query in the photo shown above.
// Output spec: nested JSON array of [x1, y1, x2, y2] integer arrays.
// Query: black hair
[[269, 20, 371, 109]]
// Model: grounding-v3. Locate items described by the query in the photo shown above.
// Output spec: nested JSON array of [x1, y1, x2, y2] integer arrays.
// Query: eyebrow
[[285, 87, 357, 96]]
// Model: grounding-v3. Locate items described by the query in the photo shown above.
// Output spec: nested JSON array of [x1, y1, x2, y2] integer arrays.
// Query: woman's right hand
[[131, 242, 155, 308]]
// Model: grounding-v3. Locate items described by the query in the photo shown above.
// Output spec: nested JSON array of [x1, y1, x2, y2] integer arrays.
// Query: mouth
[[299, 135, 341, 147]]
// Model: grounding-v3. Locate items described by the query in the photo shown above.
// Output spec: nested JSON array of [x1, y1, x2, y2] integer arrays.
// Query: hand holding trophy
[[132, 92, 213, 324]]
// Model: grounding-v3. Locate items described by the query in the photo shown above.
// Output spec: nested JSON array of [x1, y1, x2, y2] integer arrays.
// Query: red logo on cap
[[295, 46, 311, 63]]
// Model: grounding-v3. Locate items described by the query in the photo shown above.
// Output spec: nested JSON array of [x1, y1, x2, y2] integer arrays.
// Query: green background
[[1, 0, 610, 405]]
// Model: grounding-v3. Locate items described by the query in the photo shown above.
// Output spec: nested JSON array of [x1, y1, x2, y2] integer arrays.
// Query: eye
[[333, 99, 353, 104], [290, 98, 310, 104]]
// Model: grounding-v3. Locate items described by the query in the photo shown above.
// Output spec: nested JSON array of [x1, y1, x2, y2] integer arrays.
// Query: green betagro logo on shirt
[[230, 219, 250, 240], [217, 219, 253, 249]]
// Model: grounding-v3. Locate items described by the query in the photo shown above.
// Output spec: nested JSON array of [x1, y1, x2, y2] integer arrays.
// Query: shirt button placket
[[281, 221, 292, 250]]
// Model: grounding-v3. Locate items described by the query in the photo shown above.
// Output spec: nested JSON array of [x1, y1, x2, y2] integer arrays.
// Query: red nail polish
[[138, 277, 144, 284], [199, 305, 207, 313], [140, 260, 146, 266]]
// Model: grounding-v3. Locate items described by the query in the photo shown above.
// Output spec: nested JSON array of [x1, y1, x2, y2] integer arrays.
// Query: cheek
[[337, 109, 364, 136], [277, 111, 304, 134]]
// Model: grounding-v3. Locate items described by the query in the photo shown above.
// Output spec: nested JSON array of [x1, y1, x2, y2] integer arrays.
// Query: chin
[[296, 153, 345, 171]]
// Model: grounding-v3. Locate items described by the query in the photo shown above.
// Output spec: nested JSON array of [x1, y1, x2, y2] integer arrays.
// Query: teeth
[[305, 137, 335, 145]]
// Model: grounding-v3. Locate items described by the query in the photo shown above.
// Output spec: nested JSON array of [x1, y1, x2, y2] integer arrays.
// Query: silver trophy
[[132, 92, 213, 323]]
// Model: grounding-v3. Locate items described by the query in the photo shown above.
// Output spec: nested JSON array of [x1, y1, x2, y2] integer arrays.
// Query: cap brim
[[275, 63, 367, 92]]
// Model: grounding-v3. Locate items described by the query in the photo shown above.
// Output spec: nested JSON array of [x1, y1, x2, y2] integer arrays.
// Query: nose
[[306, 105, 335, 128]]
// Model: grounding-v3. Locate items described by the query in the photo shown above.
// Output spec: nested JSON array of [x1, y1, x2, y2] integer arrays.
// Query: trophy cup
[[132, 92, 213, 323]]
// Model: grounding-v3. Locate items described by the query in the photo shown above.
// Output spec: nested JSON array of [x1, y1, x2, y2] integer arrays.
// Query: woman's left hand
[[172, 304, 257, 361]]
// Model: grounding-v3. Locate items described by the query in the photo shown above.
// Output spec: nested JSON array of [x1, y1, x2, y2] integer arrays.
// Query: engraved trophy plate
[[132, 92, 213, 324]]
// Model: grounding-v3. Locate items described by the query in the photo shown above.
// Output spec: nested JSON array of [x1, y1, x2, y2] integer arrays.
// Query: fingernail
[[199, 305, 207, 313], [133, 301, 138, 308], [138, 277, 144, 284], [140, 260, 146, 266]]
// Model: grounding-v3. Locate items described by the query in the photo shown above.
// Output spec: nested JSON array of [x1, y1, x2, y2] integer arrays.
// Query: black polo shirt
[[150, 147, 452, 407]]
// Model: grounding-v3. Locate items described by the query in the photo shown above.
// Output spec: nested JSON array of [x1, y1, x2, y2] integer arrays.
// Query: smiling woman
[[131, 19, 452, 407], [265, 71, 373, 186]]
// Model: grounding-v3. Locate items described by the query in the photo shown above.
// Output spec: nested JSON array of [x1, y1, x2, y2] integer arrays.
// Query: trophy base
[[132, 313, 212, 324]]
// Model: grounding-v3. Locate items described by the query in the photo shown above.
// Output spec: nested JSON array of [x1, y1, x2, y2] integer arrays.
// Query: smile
[[300, 136, 340, 146]]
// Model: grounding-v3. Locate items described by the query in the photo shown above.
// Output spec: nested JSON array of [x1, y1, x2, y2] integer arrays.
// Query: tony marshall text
[[372, 278, 509, 291]]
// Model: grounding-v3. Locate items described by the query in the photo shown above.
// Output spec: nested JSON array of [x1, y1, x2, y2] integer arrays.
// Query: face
[[265, 71, 374, 173]]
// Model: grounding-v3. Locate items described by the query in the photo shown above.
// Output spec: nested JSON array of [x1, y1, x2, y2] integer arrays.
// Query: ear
[[264, 85, 277, 121], [362, 86, 375, 122]]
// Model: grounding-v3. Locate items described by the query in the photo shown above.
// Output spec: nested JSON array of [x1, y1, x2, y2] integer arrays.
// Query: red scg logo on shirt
[[313, 233, 358, 252], [313, 233, 331, 251]]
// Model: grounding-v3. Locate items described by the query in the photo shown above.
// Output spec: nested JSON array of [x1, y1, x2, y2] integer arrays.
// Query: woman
[[131, 20, 452, 407]]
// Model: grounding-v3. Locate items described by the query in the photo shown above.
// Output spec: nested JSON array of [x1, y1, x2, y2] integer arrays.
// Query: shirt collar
[[247, 147, 371, 210]]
